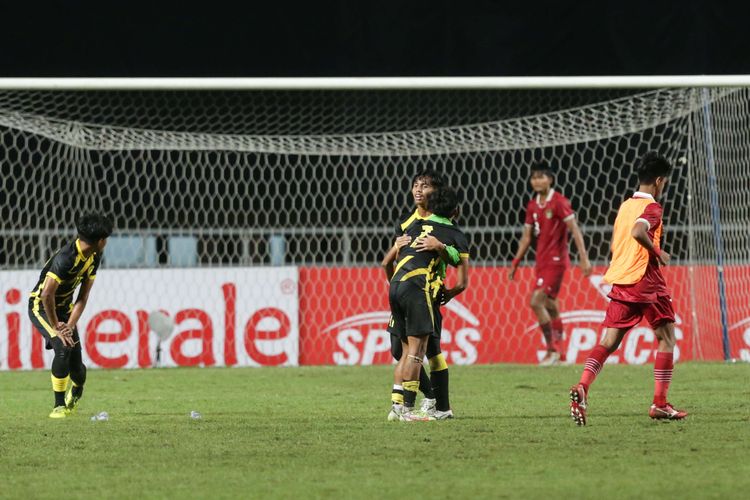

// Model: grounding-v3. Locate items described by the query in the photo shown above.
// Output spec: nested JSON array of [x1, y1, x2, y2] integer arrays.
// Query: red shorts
[[603, 295, 676, 330], [534, 266, 566, 299]]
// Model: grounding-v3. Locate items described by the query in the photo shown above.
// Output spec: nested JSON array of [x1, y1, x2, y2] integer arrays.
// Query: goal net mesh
[[1, 87, 748, 368]]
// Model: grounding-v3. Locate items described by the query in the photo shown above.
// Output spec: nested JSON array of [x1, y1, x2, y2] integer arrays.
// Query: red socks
[[577, 347, 674, 405], [579, 345, 611, 392], [653, 351, 674, 406]]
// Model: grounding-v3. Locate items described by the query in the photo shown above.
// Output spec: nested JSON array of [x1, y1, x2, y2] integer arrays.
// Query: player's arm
[[442, 257, 469, 305], [508, 225, 533, 281], [565, 217, 592, 277], [381, 234, 413, 280], [413, 235, 453, 264], [39, 277, 74, 347], [631, 221, 670, 265], [67, 278, 95, 333], [381, 246, 397, 280]]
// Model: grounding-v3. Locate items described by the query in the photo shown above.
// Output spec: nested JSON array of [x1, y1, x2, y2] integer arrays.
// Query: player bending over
[[509, 161, 591, 365], [569, 153, 687, 426], [29, 213, 113, 418], [387, 186, 469, 421]]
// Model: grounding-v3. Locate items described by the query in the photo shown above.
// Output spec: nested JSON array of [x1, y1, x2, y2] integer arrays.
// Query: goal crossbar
[[0, 75, 750, 90]]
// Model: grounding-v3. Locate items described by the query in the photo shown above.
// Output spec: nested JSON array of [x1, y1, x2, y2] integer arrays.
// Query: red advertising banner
[[299, 265, 750, 366], [3, 265, 748, 370]]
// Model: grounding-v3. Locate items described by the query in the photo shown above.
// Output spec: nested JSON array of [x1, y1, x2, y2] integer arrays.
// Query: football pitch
[[1, 363, 748, 499]]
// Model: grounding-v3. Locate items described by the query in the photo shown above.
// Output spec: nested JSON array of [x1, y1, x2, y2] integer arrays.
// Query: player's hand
[[441, 288, 457, 305], [657, 250, 671, 266], [508, 265, 517, 281], [65, 322, 79, 344], [435, 287, 446, 305], [414, 235, 444, 252], [580, 259, 593, 277], [55, 323, 74, 347], [394, 235, 412, 250]]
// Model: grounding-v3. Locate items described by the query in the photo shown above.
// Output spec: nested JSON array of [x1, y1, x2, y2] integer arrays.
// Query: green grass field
[[1, 363, 749, 499]]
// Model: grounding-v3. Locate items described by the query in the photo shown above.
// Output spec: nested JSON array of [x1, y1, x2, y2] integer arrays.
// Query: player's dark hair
[[76, 213, 114, 244], [530, 161, 555, 179], [426, 185, 459, 219], [637, 153, 672, 184], [411, 169, 445, 189]]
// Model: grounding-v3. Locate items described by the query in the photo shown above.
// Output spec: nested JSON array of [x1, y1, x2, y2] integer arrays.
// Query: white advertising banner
[[0, 267, 299, 370]]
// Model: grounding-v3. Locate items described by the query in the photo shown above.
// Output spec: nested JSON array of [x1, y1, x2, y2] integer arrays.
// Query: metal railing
[[1, 224, 747, 270]]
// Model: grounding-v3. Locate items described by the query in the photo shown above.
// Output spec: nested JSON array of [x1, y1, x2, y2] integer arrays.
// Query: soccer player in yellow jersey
[[569, 153, 687, 426], [382, 170, 445, 415], [29, 213, 113, 418], [387, 186, 470, 421], [382, 172, 469, 420]]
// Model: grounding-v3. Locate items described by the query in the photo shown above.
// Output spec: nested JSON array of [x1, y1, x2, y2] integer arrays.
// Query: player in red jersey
[[509, 162, 592, 365], [570, 153, 687, 425]]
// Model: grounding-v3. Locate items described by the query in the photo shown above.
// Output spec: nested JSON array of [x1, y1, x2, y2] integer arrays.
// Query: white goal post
[[1, 75, 750, 89]]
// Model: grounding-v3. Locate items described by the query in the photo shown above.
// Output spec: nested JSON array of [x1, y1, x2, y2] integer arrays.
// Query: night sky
[[1, 1, 748, 77]]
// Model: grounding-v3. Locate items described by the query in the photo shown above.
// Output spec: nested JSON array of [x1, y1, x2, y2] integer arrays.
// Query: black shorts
[[390, 305, 442, 359], [387, 281, 436, 341], [28, 298, 79, 350]]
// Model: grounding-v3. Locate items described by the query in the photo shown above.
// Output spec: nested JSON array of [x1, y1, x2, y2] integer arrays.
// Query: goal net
[[1, 85, 748, 369]]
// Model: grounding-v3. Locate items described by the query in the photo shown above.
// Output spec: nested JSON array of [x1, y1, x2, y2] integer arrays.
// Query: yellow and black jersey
[[391, 214, 470, 299], [394, 209, 466, 279], [29, 239, 101, 312], [395, 209, 430, 237]]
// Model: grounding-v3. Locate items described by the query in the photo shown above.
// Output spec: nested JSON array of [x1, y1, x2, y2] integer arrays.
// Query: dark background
[[1, 1, 748, 77], [1, 1, 746, 268]]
